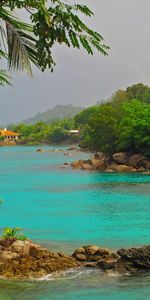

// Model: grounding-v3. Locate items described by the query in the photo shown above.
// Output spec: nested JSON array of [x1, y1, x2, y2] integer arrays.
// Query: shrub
[[2, 227, 27, 241]]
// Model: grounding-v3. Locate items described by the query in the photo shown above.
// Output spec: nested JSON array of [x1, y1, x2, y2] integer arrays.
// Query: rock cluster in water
[[0, 239, 150, 278], [71, 152, 150, 173], [0, 238, 80, 278], [73, 244, 150, 274]]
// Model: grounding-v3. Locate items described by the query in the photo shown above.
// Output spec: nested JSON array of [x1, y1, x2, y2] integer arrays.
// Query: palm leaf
[[0, 70, 11, 86], [0, 8, 38, 75]]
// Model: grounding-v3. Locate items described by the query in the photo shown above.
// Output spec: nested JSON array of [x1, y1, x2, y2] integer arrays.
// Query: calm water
[[0, 146, 150, 299]]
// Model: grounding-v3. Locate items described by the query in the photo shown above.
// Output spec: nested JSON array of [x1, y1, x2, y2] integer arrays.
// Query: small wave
[[34, 267, 102, 282]]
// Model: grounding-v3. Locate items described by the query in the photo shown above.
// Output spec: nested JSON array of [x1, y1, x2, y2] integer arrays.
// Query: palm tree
[[0, 7, 38, 85]]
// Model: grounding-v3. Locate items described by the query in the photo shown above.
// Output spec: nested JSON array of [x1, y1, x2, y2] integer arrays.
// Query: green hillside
[[22, 104, 83, 125]]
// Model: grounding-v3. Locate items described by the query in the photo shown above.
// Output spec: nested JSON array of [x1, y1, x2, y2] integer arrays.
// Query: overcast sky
[[1, 0, 150, 124]]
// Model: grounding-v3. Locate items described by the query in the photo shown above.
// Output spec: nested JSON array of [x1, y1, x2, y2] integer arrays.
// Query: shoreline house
[[69, 129, 79, 136], [0, 128, 19, 141]]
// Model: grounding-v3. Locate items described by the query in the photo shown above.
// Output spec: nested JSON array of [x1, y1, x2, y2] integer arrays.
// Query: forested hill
[[22, 104, 83, 125]]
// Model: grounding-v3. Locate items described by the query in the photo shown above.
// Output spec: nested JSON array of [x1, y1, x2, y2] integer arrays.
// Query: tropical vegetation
[[12, 118, 76, 144], [2, 227, 27, 241], [75, 83, 150, 158]]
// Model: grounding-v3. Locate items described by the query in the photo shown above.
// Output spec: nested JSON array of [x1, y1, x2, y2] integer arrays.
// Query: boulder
[[84, 245, 100, 256], [128, 154, 145, 168], [91, 159, 106, 170], [94, 152, 110, 162], [108, 163, 120, 171], [71, 160, 83, 169], [137, 167, 146, 172], [142, 160, 150, 170], [29, 244, 49, 258], [82, 164, 94, 171], [10, 240, 31, 256], [98, 260, 115, 270], [113, 152, 128, 164], [73, 245, 110, 262], [0, 238, 16, 248], [73, 247, 86, 256], [75, 254, 87, 261], [117, 246, 150, 262], [109, 164, 136, 172], [115, 246, 150, 273], [115, 165, 137, 172], [96, 248, 110, 256]]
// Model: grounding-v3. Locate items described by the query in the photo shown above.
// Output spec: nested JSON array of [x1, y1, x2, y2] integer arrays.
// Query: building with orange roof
[[0, 128, 19, 141]]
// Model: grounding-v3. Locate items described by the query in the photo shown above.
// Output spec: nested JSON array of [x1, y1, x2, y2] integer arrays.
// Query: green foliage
[[126, 83, 150, 104], [0, 70, 11, 86], [48, 127, 69, 143], [2, 227, 27, 241], [0, 7, 38, 80], [75, 104, 120, 154], [75, 84, 150, 158], [0, 136, 5, 141], [0, 1, 109, 84], [13, 118, 76, 144], [116, 100, 150, 157]]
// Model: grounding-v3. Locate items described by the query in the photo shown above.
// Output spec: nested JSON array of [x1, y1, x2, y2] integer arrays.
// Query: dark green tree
[[48, 127, 69, 143], [126, 83, 150, 104], [117, 100, 150, 157]]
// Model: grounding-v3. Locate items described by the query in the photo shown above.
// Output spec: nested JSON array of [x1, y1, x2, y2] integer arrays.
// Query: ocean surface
[[0, 145, 150, 299]]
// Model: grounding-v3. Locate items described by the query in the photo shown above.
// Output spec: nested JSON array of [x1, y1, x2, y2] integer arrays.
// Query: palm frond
[[0, 8, 38, 75], [0, 70, 11, 86]]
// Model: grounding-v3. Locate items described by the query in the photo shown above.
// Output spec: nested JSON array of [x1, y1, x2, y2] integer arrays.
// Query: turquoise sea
[[0, 146, 150, 299]]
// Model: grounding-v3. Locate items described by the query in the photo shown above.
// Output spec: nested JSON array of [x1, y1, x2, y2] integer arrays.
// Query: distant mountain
[[21, 104, 83, 125]]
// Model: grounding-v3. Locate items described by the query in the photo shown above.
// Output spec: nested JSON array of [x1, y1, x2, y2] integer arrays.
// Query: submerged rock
[[35, 148, 45, 152], [67, 147, 79, 151]]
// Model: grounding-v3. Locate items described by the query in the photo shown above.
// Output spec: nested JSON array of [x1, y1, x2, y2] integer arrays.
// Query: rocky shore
[[71, 152, 150, 173], [0, 238, 150, 278], [73, 244, 150, 275], [0, 238, 80, 278]]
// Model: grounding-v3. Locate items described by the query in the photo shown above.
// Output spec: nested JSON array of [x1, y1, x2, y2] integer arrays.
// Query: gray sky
[[1, 0, 150, 124]]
